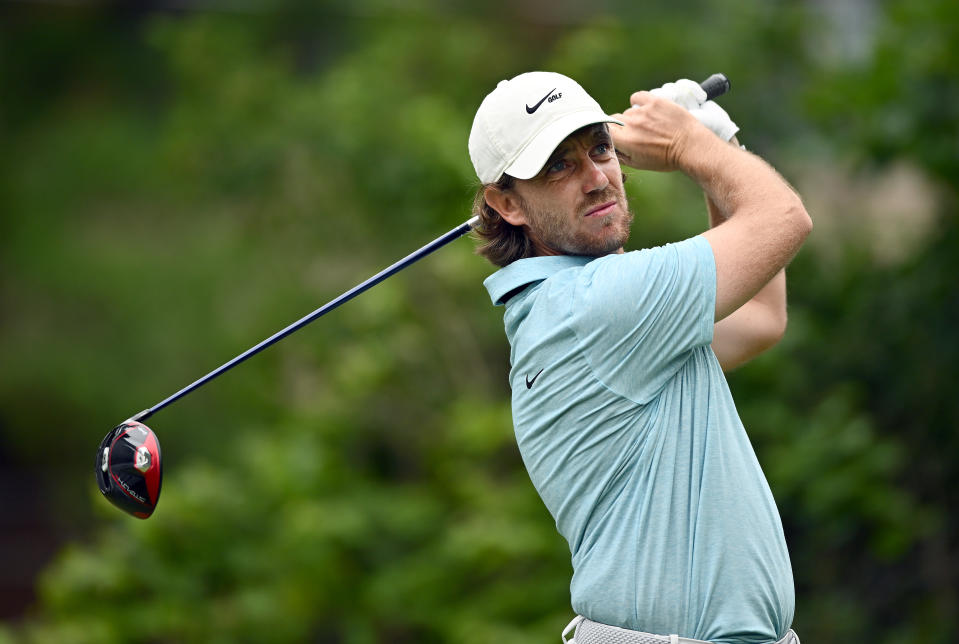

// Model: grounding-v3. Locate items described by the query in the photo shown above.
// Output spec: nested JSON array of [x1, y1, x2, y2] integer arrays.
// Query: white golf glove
[[641, 78, 740, 142]]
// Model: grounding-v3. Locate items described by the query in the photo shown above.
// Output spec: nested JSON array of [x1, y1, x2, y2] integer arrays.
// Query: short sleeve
[[569, 236, 717, 403]]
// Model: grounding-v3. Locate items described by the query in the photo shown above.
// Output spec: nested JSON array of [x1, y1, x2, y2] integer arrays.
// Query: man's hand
[[649, 79, 740, 142], [608, 92, 712, 172]]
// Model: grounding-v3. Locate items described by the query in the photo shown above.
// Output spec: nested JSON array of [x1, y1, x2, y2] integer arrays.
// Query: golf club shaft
[[131, 216, 480, 423]]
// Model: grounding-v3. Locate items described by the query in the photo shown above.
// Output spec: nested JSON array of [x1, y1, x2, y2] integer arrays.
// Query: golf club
[[96, 73, 731, 519], [96, 215, 479, 517]]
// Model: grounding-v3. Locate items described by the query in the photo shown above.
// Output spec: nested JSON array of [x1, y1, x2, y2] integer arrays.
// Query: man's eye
[[594, 143, 611, 156], [546, 159, 568, 174]]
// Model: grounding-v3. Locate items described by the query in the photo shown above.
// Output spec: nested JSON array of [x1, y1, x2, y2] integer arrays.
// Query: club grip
[[700, 73, 730, 101]]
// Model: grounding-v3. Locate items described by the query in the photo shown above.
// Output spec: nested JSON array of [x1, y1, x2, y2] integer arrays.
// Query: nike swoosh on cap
[[525, 88, 556, 114]]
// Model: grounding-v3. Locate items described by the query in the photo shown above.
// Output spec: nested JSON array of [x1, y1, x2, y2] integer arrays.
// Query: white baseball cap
[[468, 71, 624, 184]]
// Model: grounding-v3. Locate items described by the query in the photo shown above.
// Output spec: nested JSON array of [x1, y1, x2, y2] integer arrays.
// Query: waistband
[[562, 616, 800, 644]]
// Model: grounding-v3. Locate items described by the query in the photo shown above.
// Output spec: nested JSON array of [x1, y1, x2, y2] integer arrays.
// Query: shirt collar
[[483, 255, 595, 306]]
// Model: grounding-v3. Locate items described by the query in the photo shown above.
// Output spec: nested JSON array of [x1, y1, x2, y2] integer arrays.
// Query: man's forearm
[[683, 131, 809, 320], [702, 134, 789, 308], [704, 137, 789, 369], [703, 135, 740, 228], [681, 134, 796, 217]]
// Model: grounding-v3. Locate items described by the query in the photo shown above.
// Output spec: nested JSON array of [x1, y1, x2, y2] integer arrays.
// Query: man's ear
[[484, 185, 527, 227]]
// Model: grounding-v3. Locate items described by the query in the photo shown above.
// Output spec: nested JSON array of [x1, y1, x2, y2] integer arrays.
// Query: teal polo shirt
[[484, 236, 794, 644]]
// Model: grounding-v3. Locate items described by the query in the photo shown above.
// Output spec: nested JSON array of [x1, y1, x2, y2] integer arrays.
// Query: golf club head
[[95, 420, 162, 518]]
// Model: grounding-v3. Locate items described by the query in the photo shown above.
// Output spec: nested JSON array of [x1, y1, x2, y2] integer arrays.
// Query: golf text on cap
[[526, 88, 561, 114]]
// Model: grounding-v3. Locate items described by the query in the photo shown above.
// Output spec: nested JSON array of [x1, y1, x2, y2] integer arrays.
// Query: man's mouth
[[584, 200, 617, 218]]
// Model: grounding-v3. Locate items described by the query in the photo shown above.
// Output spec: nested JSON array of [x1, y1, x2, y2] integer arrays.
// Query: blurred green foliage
[[1, 0, 957, 642]]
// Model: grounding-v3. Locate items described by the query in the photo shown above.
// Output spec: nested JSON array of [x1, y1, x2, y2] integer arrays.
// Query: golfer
[[468, 72, 811, 644]]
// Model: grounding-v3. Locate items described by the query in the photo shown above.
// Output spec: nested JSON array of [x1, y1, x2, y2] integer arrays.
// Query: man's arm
[[610, 92, 811, 328]]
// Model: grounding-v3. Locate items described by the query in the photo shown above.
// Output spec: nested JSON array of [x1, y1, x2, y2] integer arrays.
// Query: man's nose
[[581, 157, 609, 193]]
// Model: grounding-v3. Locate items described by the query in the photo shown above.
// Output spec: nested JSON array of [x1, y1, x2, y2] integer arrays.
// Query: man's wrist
[[675, 127, 730, 178]]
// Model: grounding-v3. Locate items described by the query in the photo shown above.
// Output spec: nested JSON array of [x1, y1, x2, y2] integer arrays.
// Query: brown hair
[[471, 174, 534, 267]]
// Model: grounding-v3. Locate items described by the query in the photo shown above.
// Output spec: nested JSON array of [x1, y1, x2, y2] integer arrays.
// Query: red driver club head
[[95, 420, 163, 518]]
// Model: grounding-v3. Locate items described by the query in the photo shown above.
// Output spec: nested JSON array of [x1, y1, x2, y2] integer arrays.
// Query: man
[[467, 71, 811, 644]]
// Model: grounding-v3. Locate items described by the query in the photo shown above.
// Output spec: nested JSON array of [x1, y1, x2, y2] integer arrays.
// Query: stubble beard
[[523, 189, 634, 258]]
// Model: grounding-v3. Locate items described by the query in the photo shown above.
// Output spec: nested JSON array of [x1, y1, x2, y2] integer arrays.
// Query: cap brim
[[504, 111, 625, 180]]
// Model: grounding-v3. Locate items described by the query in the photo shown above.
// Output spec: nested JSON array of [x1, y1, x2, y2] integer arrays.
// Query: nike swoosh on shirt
[[525, 89, 556, 114], [525, 368, 545, 389]]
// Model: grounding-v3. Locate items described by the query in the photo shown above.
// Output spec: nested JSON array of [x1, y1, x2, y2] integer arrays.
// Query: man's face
[[510, 124, 632, 257]]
